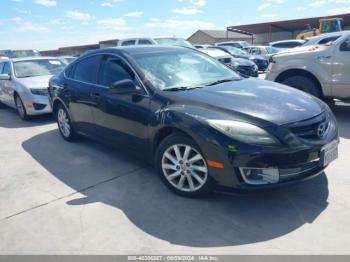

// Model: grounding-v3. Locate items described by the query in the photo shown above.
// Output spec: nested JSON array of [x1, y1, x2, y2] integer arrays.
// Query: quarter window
[[72, 55, 101, 84], [98, 55, 134, 87], [0, 62, 4, 74]]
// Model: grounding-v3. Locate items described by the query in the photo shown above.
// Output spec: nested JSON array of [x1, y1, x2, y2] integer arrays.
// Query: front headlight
[[208, 120, 280, 146], [30, 88, 49, 96]]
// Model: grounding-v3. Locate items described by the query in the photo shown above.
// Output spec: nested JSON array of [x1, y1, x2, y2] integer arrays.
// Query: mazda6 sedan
[[48, 46, 339, 197]]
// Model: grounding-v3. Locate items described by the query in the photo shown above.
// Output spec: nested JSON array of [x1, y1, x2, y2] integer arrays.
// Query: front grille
[[237, 65, 256, 76], [285, 113, 329, 140]]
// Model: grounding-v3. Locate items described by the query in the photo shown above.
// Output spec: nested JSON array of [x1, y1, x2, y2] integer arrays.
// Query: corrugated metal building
[[227, 13, 350, 45], [187, 30, 253, 45]]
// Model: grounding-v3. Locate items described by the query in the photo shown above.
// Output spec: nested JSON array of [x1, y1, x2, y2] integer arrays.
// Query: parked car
[[302, 31, 347, 46], [194, 44, 212, 49], [49, 46, 338, 197], [212, 46, 269, 71], [266, 31, 350, 101], [153, 37, 193, 48], [215, 41, 250, 49], [0, 49, 41, 59], [0, 57, 65, 120], [117, 38, 157, 46], [200, 48, 258, 77], [269, 40, 306, 51], [245, 46, 279, 60], [58, 56, 76, 66]]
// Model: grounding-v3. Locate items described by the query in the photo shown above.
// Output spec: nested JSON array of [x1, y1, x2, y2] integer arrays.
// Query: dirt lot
[[0, 103, 350, 254]]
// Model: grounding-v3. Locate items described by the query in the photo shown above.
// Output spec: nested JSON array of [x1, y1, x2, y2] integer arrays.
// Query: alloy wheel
[[162, 144, 208, 192], [57, 108, 71, 138], [16, 96, 25, 118]]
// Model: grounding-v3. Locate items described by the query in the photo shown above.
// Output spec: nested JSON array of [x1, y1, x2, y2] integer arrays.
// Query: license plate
[[322, 140, 339, 167]]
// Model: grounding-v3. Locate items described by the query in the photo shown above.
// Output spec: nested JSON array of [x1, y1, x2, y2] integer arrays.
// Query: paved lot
[[0, 103, 350, 255]]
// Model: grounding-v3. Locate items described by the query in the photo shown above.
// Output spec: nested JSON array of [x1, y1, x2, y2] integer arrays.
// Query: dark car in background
[[199, 47, 258, 77], [211, 46, 269, 71], [0, 49, 41, 59], [49, 46, 339, 197]]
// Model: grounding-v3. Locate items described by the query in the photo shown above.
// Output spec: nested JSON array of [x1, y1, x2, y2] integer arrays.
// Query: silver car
[[0, 57, 65, 120]]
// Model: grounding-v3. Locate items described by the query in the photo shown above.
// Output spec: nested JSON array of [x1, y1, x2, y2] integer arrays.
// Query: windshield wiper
[[163, 86, 204, 91], [204, 78, 238, 86]]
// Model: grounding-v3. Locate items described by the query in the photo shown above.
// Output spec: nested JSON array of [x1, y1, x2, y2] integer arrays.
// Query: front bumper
[[195, 119, 338, 190], [22, 93, 52, 115], [209, 142, 336, 190]]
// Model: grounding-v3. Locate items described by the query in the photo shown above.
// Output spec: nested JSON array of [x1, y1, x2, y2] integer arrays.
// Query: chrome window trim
[[64, 52, 150, 96]]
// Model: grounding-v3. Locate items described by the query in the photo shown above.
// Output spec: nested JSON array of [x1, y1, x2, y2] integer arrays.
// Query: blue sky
[[0, 0, 349, 50]]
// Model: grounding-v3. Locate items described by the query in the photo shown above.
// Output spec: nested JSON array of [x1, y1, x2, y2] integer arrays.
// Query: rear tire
[[281, 75, 321, 98], [15, 94, 29, 121], [155, 134, 215, 197], [55, 103, 80, 142]]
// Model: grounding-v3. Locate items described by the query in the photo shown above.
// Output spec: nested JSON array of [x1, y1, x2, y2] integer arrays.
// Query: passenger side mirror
[[110, 79, 141, 94], [0, 74, 10, 80]]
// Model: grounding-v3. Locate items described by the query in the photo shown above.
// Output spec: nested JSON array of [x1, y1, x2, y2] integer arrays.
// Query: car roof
[[306, 30, 349, 41], [11, 56, 59, 62], [270, 39, 305, 45], [82, 46, 192, 57]]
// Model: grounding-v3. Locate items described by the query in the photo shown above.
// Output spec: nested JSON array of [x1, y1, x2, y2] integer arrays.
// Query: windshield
[[60, 57, 76, 65], [266, 46, 278, 54], [154, 38, 193, 48], [134, 50, 240, 90], [14, 59, 65, 78], [223, 46, 248, 56]]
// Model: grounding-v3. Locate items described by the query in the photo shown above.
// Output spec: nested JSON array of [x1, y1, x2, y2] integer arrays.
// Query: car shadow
[[333, 102, 350, 139], [0, 107, 54, 128], [22, 129, 329, 247]]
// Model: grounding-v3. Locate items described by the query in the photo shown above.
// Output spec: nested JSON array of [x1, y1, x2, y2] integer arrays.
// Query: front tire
[[15, 94, 29, 120], [155, 134, 214, 197], [281, 75, 321, 98], [55, 104, 79, 142]]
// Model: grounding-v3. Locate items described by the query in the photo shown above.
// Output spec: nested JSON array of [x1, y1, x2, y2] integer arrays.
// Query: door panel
[[92, 55, 151, 151], [331, 37, 350, 98], [1, 62, 15, 107], [66, 54, 102, 134]]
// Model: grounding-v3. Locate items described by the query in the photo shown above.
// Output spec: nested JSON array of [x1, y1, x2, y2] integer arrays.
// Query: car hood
[[165, 78, 325, 126], [16, 75, 52, 89], [273, 44, 330, 58], [232, 58, 255, 66], [249, 55, 266, 61]]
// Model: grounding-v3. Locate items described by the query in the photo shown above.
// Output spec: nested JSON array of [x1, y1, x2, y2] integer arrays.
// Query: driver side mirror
[[0, 74, 10, 80], [110, 79, 142, 94]]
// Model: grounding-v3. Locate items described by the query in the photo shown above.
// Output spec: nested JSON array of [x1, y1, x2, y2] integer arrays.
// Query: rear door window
[[139, 39, 153, 45], [121, 40, 136, 46]]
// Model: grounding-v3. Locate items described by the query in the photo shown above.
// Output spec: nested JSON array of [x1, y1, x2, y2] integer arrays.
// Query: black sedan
[[49, 46, 339, 197], [212, 46, 269, 71]]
